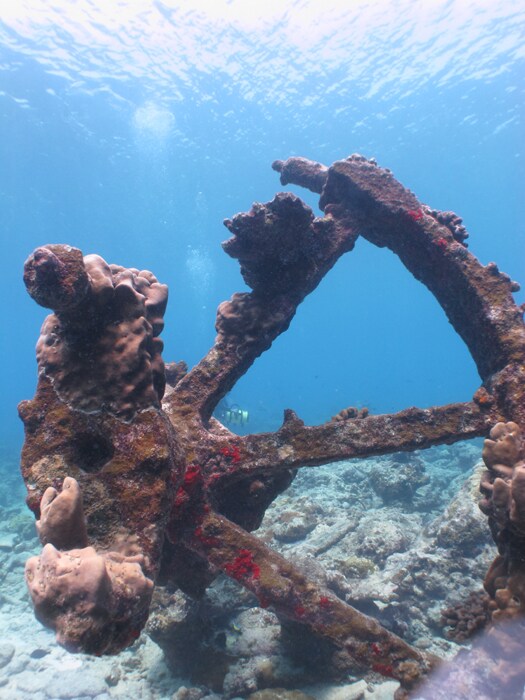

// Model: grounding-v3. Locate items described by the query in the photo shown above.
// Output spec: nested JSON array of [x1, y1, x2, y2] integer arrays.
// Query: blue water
[[1, 0, 524, 451]]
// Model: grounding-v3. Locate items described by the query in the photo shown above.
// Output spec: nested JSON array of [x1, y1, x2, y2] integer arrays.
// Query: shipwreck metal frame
[[20, 155, 525, 698]]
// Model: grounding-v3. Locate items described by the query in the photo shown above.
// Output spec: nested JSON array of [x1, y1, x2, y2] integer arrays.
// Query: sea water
[[0, 2, 523, 699]]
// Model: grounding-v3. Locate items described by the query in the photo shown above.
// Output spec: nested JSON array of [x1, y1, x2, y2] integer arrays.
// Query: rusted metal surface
[[19, 155, 525, 695]]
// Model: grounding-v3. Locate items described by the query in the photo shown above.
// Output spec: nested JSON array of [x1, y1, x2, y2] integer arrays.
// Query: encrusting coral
[[440, 590, 491, 642], [19, 155, 525, 698], [35, 475, 88, 549], [480, 421, 525, 630], [25, 474, 154, 654], [27, 247, 168, 417], [26, 543, 153, 655]]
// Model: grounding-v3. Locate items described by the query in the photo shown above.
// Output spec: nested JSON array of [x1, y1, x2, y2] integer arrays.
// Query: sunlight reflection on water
[[1, 0, 523, 107]]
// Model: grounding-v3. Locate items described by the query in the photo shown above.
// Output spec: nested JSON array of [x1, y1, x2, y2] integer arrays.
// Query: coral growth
[[26, 542, 153, 654], [36, 475, 88, 549], [480, 421, 525, 615], [25, 475, 154, 654], [26, 247, 168, 418], [369, 456, 429, 505], [19, 155, 525, 697], [440, 590, 491, 642]]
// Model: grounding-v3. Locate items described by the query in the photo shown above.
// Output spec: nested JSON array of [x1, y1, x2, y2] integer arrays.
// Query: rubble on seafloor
[[0, 440, 493, 699]]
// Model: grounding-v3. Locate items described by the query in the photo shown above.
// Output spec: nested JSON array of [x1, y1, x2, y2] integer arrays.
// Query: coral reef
[[35, 476, 88, 549], [19, 250, 178, 654], [369, 455, 429, 505], [26, 247, 168, 418], [25, 475, 154, 654], [440, 590, 491, 642], [26, 543, 153, 654], [19, 155, 525, 697]]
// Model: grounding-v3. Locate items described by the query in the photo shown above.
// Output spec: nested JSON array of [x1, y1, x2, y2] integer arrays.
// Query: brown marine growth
[[440, 590, 491, 642], [20, 249, 177, 653], [19, 155, 525, 697]]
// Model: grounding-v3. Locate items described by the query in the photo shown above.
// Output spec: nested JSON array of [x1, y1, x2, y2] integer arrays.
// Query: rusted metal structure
[[19, 156, 525, 697]]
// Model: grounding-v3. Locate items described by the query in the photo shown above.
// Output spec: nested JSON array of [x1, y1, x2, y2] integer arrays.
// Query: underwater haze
[[1, 0, 523, 451], [0, 2, 524, 697]]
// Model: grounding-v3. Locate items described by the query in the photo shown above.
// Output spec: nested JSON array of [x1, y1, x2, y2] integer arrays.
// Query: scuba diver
[[215, 398, 249, 427]]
